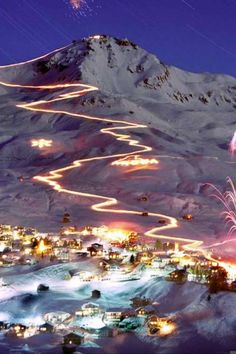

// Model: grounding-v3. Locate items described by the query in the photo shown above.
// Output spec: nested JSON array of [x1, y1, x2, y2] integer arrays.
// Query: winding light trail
[[0, 50, 235, 273]]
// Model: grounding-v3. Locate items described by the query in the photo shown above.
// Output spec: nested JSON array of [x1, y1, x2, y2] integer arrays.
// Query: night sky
[[0, 0, 236, 77]]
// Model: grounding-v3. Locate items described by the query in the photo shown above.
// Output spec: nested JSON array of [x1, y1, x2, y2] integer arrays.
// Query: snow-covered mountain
[[0, 35, 236, 252]]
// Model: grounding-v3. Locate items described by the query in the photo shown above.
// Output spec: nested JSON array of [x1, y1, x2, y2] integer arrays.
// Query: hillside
[[0, 35, 235, 254]]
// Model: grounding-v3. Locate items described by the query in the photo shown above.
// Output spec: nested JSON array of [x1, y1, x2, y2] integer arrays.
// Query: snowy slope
[[0, 34, 235, 251]]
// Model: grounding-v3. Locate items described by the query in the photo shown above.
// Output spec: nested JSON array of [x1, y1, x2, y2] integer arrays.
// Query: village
[[0, 216, 235, 353]]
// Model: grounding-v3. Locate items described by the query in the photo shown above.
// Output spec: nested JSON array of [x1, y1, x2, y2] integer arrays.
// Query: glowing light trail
[[0, 53, 235, 274]]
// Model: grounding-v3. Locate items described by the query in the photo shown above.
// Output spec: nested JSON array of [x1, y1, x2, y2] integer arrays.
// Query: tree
[[130, 255, 135, 264], [208, 267, 228, 294], [155, 240, 163, 251]]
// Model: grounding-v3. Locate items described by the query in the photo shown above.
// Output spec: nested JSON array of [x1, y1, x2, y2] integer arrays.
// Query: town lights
[[106, 229, 129, 242], [31, 139, 53, 149], [111, 155, 159, 167]]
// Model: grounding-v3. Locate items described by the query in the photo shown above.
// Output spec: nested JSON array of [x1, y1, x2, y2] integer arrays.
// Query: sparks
[[210, 177, 236, 238]]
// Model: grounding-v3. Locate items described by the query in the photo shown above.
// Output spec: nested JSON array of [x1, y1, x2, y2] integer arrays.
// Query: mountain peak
[[1, 35, 236, 108]]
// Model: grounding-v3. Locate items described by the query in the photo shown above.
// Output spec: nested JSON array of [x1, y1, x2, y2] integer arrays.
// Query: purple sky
[[0, 0, 236, 76]]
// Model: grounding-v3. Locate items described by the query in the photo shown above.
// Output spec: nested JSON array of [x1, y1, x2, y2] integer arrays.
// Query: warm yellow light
[[159, 323, 176, 336], [31, 139, 53, 149], [91, 35, 101, 40], [38, 239, 47, 253], [106, 229, 129, 242], [111, 155, 159, 167]]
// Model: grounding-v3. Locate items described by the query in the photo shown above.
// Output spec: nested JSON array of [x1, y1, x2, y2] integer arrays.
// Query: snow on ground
[[0, 35, 236, 352]]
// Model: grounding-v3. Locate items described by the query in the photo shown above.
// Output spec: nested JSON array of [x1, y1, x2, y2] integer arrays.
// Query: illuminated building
[[108, 251, 121, 260], [136, 305, 156, 317], [44, 311, 72, 326], [104, 308, 123, 323], [75, 302, 101, 317], [147, 316, 176, 337]]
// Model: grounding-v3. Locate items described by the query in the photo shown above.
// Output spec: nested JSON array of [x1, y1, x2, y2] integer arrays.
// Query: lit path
[[0, 51, 234, 271]]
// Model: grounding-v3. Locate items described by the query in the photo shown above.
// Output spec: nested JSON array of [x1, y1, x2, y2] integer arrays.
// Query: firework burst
[[210, 177, 236, 238], [65, 0, 95, 17], [70, 0, 84, 10]]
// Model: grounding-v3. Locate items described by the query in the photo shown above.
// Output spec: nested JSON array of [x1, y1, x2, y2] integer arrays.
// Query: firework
[[66, 0, 95, 17], [229, 131, 236, 156], [70, 0, 84, 10], [211, 177, 236, 238]]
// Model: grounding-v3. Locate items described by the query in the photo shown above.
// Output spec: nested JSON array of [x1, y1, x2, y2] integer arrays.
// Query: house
[[39, 323, 54, 333], [87, 246, 100, 257], [0, 321, 8, 331], [91, 243, 103, 252], [44, 311, 72, 325], [136, 305, 156, 317], [91, 290, 101, 299], [130, 296, 152, 308], [121, 308, 136, 318], [108, 251, 121, 260], [8, 324, 27, 337], [136, 251, 153, 264], [104, 308, 123, 323], [63, 332, 84, 345], [167, 269, 187, 283], [147, 315, 176, 336], [75, 302, 101, 317]]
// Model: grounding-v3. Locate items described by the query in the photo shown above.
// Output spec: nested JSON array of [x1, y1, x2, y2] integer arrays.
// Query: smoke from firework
[[229, 131, 236, 156]]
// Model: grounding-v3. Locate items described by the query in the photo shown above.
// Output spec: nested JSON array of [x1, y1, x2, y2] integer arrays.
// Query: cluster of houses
[[0, 295, 176, 351], [1, 222, 236, 290]]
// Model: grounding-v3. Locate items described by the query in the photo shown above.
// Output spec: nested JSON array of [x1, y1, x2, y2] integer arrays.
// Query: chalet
[[147, 315, 176, 336], [136, 305, 156, 317], [167, 269, 187, 283], [0, 321, 8, 331], [75, 302, 101, 317], [44, 311, 72, 325], [91, 243, 103, 252], [91, 289, 101, 299], [8, 324, 27, 337], [130, 296, 152, 308], [136, 251, 153, 264], [104, 308, 123, 323], [39, 323, 54, 333], [87, 246, 100, 257], [108, 251, 121, 260], [63, 332, 84, 346]]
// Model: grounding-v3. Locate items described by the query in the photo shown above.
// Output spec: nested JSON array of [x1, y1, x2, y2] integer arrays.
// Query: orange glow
[[159, 323, 176, 336], [37, 239, 47, 253], [31, 139, 53, 149], [111, 155, 159, 167]]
